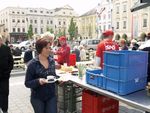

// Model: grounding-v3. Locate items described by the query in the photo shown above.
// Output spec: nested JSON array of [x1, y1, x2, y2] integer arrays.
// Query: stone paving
[[8, 74, 145, 113]]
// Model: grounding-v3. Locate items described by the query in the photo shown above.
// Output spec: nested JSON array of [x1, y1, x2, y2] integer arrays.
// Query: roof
[[131, 2, 150, 12], [54, 5, 73, 12], [80, 8, 97, 17]]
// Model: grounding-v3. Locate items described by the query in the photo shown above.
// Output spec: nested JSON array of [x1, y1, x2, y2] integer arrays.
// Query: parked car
[[17, 40, 32, 51], [80, 39, 100, 50]]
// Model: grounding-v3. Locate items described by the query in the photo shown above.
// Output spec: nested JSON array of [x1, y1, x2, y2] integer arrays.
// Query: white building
[[0, 5, 78, 43], [96, 0, 113, 38]]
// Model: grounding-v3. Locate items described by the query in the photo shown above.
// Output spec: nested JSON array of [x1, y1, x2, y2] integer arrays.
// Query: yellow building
[[78, 8, 97, 39]]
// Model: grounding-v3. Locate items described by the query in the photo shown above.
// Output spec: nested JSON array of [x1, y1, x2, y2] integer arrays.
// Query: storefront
[[9, 32, 27, 43]]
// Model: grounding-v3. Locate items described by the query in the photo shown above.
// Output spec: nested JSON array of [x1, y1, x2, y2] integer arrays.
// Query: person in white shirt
[[79, 45, 86, 61]]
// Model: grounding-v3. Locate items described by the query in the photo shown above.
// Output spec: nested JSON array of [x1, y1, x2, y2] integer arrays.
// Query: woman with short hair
[[25, 37, 57, 113]]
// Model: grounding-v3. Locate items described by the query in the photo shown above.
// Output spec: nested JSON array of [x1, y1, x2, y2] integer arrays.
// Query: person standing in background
[[23, 45, 34, 66], [0, 35, 13, 113], [119, 38, 128, 50], [55, 36, 70, 65], [139, 33, 150, 84], [79, 45, 86, 61], [95, 30, 119, 68], [72, 46, 80, 62]]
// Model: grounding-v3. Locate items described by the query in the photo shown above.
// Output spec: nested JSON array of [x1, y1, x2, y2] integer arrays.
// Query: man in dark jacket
[[0, 36, 13, 113], [23, 45, 34, 66]]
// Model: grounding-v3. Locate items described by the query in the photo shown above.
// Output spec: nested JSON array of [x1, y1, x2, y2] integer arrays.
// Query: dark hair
[[35, 38, 49, 54]]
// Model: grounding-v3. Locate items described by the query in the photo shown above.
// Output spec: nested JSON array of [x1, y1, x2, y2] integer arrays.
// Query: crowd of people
[[0, 30, 150, 113]]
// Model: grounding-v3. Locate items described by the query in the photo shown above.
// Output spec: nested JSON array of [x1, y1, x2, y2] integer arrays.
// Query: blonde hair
[[41, 32, 54, 43]]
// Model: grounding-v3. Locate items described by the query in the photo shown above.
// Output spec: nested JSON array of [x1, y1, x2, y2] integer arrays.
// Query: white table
[[56, 70, 150, 112]]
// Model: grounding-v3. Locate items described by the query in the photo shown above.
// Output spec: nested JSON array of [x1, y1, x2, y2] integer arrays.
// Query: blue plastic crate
[[86, 69, 104, 88], [104, 77, 147, 95], [103, 50, 148, 81]]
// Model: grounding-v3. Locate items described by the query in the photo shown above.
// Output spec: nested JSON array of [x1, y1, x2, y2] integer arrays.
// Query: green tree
[[47, 26, 54, 33], [140, 32, 146, 41], [115, 34, 120, 40], [122, 33, 128, 41], [56, 29, 63, 38], [46, 26, 54, 33], [27, 24, 33, 39], [50, 28, 54, 33], [68, 18, 77, 40], [62, 28, 66, 36]]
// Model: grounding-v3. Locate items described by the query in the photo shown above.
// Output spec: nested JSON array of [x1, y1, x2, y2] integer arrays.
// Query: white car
[[17, 40, 32, 51], [80, 39, 100, 50]]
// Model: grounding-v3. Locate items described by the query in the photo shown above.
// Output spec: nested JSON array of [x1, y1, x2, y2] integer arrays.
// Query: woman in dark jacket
[[25, 37, 57, 113]]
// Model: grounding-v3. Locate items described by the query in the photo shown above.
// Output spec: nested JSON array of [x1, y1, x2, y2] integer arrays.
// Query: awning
[[131, 2, 150, 12]]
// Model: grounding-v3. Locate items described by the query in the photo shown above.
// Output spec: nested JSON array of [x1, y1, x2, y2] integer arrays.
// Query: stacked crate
[[103, 50, 148, 95], [82, 89, 119, 113], [57, 82, 82, 113]]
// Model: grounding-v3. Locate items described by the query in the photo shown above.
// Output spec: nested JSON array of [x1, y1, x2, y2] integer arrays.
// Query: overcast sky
[[0, 0, 101, 15]]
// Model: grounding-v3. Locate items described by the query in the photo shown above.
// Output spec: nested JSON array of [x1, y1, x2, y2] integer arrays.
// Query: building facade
[[112, 0, 150, 40], [96, 0, 113, 38], [78, 7, 97, 39], [0, 5, 78, 43]]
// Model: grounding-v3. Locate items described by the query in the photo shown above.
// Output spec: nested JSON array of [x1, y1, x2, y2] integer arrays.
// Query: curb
[[10, 71, 26, 77]]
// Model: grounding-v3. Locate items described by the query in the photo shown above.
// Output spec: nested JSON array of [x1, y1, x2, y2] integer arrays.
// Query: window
[[88, 40, 92, 44], [35, 28, 37, 33], [123, 21, 126, 29], [50, 12, 53, 14], [63, 12, 65, 14], [30, 10, 33, 12], [63, 21, 66, 25], [17, 12, 20, 14], [59, 21, 61, 25], [34, 10, 37, 13], [116, 6, 119, 14], [143, 19, 147, 27], [17, 19, 20, 23], [47, 20, 49, 24], [35, 20, 37, 24], [46, 11, 49, 14], [22, 12, 24, 14], [108, 25, 111, 29], [40, 11, 43, 13], [41, 28, 43, 33], [12, 11, 15, 13], [123, 5, 127, 12], [50, 20, 53, 24], [13, 28, 15, 32], [18, 28, 20, 32], [116, 22, 119, 29], [103, 25, 106, 31], [30, 19, 33, 23], [41, 20, 43, 24], [108, 14, 111, 19], [22, 28, 25, 32], [12, 19, 15, 23], [22, 20, 25, 23]]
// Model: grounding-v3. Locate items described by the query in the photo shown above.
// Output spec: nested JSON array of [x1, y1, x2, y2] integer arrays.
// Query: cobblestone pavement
[[9, 76, 33, 113], [8, 75, 145, 113]]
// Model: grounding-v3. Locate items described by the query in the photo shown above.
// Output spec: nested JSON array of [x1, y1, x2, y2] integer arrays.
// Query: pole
[[131, 14, 133, 39]]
